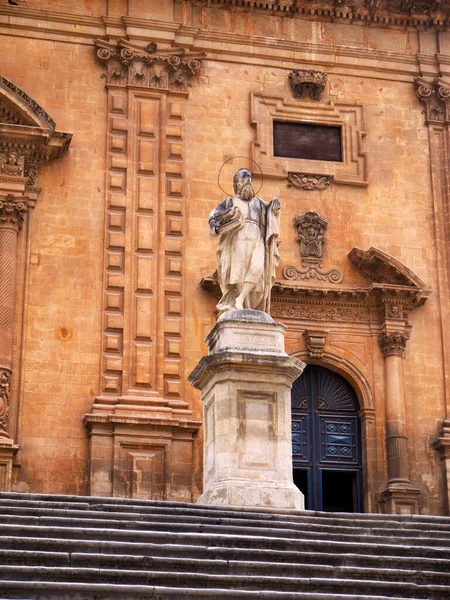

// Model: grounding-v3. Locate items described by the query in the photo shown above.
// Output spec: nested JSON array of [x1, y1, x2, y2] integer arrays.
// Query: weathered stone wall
[[0, 0, 449, 513]]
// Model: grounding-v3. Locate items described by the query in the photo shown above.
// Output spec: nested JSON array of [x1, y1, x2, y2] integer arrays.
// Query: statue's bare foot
[[235, 298, 244, 310]]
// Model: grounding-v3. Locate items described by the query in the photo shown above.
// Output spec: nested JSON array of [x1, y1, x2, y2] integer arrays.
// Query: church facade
[[1, 0, 450, 515]]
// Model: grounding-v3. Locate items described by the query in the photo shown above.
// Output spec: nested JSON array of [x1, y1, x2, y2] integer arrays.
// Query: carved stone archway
[[0, 75, 72, 489], [291, 349, 376, 513]]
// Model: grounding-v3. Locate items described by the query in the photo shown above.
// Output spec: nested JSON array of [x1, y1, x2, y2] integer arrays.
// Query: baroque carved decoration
[[289, 70, 328, 101], [0, 77, 72, 188], [385, 304, 404, 320], [378, 331, 409, 357], [0, 195, 27, 231], [283, 211, 343, 284], [287, 172, 333, 191], [0, 152, 24, 177], [304, 329, 328, 359], [0, 76, 56, 130], [0, 369, 10, 435], [95, 39, 205, 92], [414, 77, 450, 124]]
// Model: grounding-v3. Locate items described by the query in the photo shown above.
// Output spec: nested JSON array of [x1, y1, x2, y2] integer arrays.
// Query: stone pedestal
[[189, 309, 305, 509]]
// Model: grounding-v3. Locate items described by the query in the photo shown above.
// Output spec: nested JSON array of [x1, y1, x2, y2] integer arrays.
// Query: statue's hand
[[271, 197, 281, 214]]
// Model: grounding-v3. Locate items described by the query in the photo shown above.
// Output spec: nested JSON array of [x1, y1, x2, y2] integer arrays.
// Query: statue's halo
[[217, 156, 263, 197]]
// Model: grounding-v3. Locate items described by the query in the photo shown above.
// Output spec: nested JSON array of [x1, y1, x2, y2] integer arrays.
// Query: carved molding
[[289, 70, 328, 101], [95, 39, 205, 92], [287, 172, 333, 191], [251, 92, 367, 186], [378, 330, 409, 357], [188, 0, 448, 19], [283, 211, 343, 284], [349, 246, 428, 290], [414, 77, 450, 125], [0, 75, 56, 130], [0, 77, 72, 189], [303, 329, 328, 359]]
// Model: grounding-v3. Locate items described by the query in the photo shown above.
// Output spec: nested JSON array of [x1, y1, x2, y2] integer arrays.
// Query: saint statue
[[209, 168, 280, 314]]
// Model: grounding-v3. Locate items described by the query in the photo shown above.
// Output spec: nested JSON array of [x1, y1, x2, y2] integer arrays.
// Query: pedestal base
[[0, 438, 19, 492], [189, 309, 306, 510], [198, 479, 303, 509], [380, 483, 420, 514]]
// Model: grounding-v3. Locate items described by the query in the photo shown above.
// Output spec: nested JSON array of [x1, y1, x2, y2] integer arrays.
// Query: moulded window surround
[[251, 92, 368, 186]]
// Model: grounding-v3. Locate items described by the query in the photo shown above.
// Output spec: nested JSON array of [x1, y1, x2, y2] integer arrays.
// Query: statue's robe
[[209, 195, 280, 313]]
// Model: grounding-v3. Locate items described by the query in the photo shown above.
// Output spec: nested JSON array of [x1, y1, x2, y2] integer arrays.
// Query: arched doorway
[[291, 365, 363, 512]]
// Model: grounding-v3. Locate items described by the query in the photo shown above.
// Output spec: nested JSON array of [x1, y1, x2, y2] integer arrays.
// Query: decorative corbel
[[303, 329, 328, 360], [289, 70, 328, 101]]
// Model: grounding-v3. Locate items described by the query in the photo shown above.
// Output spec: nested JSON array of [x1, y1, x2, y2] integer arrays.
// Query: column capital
[[378, 330, 409, 358], [0, 195, 28, 232]]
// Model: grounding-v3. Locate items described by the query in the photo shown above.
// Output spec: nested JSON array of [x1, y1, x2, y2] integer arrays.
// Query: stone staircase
[[0, 493, 447, 599]]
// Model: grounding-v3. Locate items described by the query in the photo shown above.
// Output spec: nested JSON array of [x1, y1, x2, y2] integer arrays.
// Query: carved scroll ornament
[[414, 77, 450, 124], [283, 211, 343, 284], [95, 39, 204, 92], [287, 172, 333, 191]]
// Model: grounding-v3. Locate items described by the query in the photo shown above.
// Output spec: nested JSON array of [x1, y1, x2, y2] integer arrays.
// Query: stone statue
[[208, 168, 280, 314]]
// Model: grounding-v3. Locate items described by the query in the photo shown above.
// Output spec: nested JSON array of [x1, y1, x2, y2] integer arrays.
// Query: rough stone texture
[[0, 0, 449, 516]]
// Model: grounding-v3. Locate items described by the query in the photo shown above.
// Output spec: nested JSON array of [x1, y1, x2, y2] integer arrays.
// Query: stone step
[[2, 536, 450, 578], [0, 514, 448, 548], [0, 523, 448, 559], [1, 493, 450, 527], [2, 537, 449, 573], [0, 493, 447, 600], [0, 504, 448, 538], [1, 527, 448, 562], [0, 549, 447, 586], [0, 581, 435, 600], [0, 567, 446, 598]]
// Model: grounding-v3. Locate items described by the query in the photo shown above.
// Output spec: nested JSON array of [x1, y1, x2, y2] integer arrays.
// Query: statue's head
[[233, 168, 254, 201]]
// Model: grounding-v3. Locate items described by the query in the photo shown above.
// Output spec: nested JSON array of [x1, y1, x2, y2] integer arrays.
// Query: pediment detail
[[0, 76, 55, 130], [348, 247, 426, 289], [0, 76, 72, 188]]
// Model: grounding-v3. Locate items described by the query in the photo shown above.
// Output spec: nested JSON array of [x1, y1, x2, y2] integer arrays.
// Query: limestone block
[[189, 309, 305, 509]]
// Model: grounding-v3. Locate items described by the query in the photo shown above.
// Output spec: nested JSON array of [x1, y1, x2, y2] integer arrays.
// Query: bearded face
[[233, 169, 255, 201]]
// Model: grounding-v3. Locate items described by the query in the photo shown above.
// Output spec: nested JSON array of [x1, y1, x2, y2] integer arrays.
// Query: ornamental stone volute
[[378, 331, 409, 358], [0, 195, 27, 232]]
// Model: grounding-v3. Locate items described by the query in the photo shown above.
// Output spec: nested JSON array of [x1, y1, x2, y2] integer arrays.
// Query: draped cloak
[[209, 195, 280, 313]]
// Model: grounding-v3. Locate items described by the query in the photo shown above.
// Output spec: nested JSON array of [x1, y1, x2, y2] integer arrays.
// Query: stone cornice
[[188, 0, 450, 25], [0, 8, 434, 82]]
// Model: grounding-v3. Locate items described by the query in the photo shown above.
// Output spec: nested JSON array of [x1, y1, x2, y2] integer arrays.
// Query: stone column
[[379, 330, 420, 513], [0, 195, 27, 438], [189, 309, 305, 509]]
